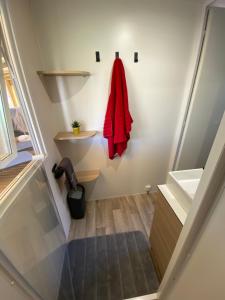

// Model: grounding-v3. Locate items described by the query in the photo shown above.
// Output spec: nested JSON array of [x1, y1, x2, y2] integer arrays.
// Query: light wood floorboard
[[69, 193, 155, 241]]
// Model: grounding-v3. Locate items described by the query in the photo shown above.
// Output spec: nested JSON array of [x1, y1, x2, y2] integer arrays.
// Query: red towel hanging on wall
[[103, 58, 133, 160]]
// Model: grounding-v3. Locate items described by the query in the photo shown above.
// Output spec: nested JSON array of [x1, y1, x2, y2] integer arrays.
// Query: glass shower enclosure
[[0, 166, 70, 300]]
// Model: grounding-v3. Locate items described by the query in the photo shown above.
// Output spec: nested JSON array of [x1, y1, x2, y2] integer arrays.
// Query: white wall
[[5, 0, 71, 236], [30, 0, 206, 200], [176, 7, 225, 170]]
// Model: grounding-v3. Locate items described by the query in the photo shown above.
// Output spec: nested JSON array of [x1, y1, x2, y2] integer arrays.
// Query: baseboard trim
[[89, 192, 152, 202]]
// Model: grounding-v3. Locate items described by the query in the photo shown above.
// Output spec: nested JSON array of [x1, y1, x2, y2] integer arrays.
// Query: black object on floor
[[52, 158, 86, 219], [67, 184, 85, 219], [58, 231, 159, 300]]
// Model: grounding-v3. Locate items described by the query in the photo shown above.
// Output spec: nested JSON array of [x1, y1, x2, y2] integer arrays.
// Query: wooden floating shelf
[[76, 169, 100, 183], [37, 70, 90, 77], [54, 131, 97, 141]]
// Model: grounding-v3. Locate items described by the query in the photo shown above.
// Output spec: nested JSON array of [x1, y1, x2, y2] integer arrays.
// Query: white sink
[[158, 168, 203, 224], [167, 168, 203, 214]]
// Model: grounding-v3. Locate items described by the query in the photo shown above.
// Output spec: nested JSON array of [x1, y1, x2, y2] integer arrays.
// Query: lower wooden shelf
[[76, 169, 100, 183]]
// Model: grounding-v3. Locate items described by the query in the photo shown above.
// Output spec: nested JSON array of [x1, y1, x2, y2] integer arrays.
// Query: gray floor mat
[[58, 231, 159, 300]]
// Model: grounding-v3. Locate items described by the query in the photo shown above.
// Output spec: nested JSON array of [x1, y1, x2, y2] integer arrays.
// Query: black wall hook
[[95, 51, 100, 62], [95, 51, 139, 62], [134, 52, 138, 63]]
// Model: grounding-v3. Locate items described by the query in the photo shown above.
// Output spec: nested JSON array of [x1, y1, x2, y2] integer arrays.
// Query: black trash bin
[[52, 158, 86, 219], [67, 184, 85, 219]]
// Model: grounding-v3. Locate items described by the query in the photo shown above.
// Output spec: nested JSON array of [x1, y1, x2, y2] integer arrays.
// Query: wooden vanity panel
[[150, 189, 183, 281]]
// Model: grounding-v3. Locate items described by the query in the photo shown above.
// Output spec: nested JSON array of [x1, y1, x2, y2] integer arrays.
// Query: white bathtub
[[158, 168, 203, 224]]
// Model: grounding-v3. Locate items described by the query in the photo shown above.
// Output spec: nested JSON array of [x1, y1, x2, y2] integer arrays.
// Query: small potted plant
[[72, 120, 80, 135]]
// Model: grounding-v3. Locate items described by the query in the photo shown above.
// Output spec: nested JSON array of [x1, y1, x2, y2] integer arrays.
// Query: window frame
[[0, 3, 46, 200], [0, 12, 46, 155]]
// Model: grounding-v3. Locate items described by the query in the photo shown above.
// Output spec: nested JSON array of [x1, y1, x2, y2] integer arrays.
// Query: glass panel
[[0, 53, 15, 164], [0, 264, 32, 300], [0, 17, 44, 195], [0, 90, 11, 159], [176, 8, 225, 170], [0, 167, 67, 300], [0, 45, 42, 195], [2, 56, 34, 153]]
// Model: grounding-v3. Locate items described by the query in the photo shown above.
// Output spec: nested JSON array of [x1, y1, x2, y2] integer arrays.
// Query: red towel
[[103, 58, 133, 159]]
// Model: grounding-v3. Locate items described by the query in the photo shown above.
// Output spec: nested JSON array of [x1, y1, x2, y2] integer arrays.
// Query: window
[[0, 16, 44, 197], [0, 49, 16, 167]]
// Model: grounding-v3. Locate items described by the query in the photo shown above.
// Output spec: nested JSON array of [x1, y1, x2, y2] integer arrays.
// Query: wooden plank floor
[[69, 193, 155, 241]]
